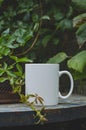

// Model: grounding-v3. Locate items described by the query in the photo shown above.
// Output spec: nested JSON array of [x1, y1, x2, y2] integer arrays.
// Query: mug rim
[[25, 63, 59, 66]]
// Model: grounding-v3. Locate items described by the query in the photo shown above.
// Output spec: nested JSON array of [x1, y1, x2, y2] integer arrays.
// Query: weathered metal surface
[[0, 94, 86, 127]]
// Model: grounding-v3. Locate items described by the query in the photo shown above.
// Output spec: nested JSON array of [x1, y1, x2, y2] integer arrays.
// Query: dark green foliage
[[0, 0, 86, 93]]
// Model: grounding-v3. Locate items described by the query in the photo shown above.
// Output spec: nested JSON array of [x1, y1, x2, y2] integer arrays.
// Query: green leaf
[[16, 63, 23, 75], [33, 23, 39, 32], [0, 68, 5, 76], [32, 14, 39, 22], [10, 56, 18, 62], [71, 70, 86, 80], [0, 77, 8, 83], [16, 36, 24, 42], [72, 0, 86, 11], [41, 15, 50, 20], [3, 62, 8, 70], [67, 50, 86, 73], [53, 38, 59, 45], [47, 52, 68, 63], [10, 56, 32, 63], [10, 77, 14, 85], [57, 19, 72, 31], [14, 28, 26, 37], [54, 11, 64, 21], [13, 86, 21, 93], [2, 28, 10, 36], [6, 70, 17, 78], [76, 23, 86, 47], [42, 35, 51, 47], [66, 6, 73, 18], [73, 13, 86, 27], [18, 57, 33, 63], [24, 31, 33, 43], [0, 71, 4, 76], [0, 47, 10, 56]]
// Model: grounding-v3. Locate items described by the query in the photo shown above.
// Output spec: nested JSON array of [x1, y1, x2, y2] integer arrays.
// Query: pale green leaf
[[41, 15, 50, 20], [18, 57, 33, 63], [67, 50, 86, 73], [47, 52, 68, 63], [0, 77, 8, 83], [10, 56, 32, 63]]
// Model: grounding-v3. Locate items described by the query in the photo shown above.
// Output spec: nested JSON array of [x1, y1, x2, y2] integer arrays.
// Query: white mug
[[25, 63, 74, 106]]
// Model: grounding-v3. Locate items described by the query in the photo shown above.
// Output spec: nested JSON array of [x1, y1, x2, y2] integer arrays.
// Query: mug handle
[[59, 71, 74, 99]]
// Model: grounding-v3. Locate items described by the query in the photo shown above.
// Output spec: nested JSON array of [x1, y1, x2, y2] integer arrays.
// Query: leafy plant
[[20, 93, 47, 124], [46, 0, 86, 83], [0, 0, 48, 124], [0, 0, 86, 124]]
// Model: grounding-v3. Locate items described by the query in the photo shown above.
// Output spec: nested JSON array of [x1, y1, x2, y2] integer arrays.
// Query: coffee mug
[[25, 63, 74, 106]]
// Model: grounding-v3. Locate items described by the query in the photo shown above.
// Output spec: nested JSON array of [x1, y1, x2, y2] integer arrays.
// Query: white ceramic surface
[[25, 64, 74, 106]]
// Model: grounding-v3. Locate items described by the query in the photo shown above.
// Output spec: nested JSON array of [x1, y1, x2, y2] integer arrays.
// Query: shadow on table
[[1, 118, 86, 130]]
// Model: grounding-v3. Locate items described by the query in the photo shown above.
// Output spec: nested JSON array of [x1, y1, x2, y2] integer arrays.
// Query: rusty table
[[0, 94, 86, 127]]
